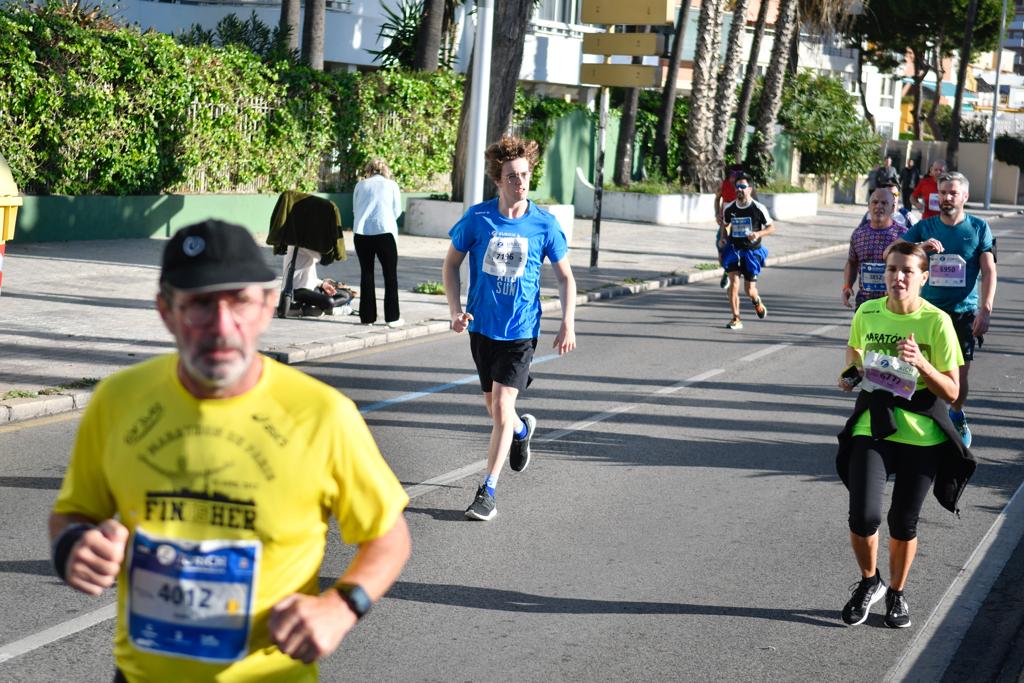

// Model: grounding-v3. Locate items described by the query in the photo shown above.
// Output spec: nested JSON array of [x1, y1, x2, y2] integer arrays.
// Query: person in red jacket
[[910, 160, 947, 220]]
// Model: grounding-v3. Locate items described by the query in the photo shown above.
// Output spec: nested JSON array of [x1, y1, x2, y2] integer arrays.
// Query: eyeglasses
[[504, 171, 531, 185], [175, 291, 268, 327], [735, 184, 749, 190]]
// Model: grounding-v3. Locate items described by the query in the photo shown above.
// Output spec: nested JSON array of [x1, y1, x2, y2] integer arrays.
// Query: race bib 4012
[[128, 528, 261, 663]]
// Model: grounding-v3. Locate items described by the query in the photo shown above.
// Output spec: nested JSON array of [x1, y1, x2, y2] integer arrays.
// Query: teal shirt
[[903, 215, 993, 313]]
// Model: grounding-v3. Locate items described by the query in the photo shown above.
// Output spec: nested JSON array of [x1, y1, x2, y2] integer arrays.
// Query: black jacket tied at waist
[[836, 388, 976, 514]]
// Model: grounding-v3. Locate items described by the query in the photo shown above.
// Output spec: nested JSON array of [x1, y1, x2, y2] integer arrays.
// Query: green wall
[[13, 192, 432, 243], [531, 109, 620, 206]]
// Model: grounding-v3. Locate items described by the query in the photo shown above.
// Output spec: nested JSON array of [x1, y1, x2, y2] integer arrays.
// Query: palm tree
[[709, 0, 752, 181], [413, 0, 445, 71], [727, 0, 770, 161], [653, 1, 692, 179], [745, 0, 857, 182], [683, 0, 725, 191], [450, 0, 532, 202], [301, 0, 326, 70], [278, 0, 300, 52], [744, 0, 798, 183]]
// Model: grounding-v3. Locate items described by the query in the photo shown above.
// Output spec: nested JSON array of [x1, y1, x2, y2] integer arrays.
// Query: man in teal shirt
[[900, 171, 997, 446]]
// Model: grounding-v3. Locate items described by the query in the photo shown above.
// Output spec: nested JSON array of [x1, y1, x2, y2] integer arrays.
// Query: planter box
[[403, 198, 466, 238], [757, 191, 818, 221], [537, 204, 574, 243], [573, 167, 716, 225]]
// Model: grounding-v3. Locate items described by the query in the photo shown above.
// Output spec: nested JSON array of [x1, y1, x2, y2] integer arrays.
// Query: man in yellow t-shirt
[[49, 220, 410, 682]]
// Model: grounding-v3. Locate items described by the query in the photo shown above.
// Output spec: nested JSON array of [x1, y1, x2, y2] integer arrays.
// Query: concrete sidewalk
[[0, 202, 1018, 424]]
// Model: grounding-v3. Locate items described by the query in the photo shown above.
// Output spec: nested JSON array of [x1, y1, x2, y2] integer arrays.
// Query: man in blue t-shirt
[[442, 136, 578, 521], [900, 171, 998, 446]]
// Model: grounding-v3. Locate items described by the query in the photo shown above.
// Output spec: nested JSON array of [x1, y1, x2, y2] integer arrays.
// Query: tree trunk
[[728, 0, 771, 162], [615, 29, 646, 187], [709, 0, 751, 179], [301, 0, 325, 70], [450, 0, 533, 202], [683, 0, 725, 192], [744, 0, 798, 184], [910, 48, 930, 140], [279, 0, 300, 51], [855, 40, 875, 130], [653, 0, 691, 179], [947, 0, 980, 170], [413, 0, 445, 72], [926, 32, 946, 140], [785, 5, 800, 77]]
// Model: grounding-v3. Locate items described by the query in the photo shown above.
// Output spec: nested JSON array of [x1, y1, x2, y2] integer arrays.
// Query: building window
[[877, 122, 894, 139], [536, 0, 579, 24], [879, 77, 896, 108]]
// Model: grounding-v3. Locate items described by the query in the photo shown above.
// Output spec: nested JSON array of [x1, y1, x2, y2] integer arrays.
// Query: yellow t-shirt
[[848, 296, 963, 445], [53, 354, 409, 682]]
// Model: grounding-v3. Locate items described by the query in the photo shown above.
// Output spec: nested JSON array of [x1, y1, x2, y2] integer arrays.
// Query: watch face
[[338, 584, 372, 618]]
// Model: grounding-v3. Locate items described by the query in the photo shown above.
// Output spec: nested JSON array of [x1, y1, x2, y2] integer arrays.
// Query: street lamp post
[[985, 0, 1008, 209], [463, 0, 494, 212]]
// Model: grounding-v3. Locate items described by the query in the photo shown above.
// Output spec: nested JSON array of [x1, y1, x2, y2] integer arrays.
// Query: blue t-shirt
[[449, 198, 568, 341], [903, 215, 994, 313]]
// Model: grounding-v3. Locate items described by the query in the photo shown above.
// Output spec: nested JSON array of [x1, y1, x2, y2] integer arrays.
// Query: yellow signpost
[[579, 0, 674, 267], [580, 0, 674, 25]]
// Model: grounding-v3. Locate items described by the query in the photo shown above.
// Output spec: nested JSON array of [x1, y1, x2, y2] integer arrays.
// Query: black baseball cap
[[160, 220, 277, 293]]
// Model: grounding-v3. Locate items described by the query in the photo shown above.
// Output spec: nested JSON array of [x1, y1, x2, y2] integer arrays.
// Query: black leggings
[[847, 436, 937, 541], [353, 232, 400, 324]]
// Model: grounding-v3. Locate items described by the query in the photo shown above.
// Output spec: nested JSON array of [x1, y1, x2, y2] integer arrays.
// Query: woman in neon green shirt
[[835, 240, 974, 630]]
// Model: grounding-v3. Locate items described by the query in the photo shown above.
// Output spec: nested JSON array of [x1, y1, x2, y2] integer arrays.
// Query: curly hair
[[484, 136, 540, 184]]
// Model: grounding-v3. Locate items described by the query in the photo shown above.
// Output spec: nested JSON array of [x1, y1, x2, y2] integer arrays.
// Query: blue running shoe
[[950, 410, 972, 448]]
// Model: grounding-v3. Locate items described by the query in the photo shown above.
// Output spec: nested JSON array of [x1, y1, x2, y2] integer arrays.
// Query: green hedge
[[0, 1, 465, 194]]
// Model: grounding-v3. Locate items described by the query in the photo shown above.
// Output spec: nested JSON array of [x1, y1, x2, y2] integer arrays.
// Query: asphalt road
[[1, 226, 1022, 682]]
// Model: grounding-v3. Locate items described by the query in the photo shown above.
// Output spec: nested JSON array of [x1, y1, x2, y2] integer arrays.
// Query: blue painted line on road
[[359, 353, 561, 414]]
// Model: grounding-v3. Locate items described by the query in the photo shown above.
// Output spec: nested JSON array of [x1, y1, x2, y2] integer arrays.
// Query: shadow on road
[[383, 581, 843, 628]]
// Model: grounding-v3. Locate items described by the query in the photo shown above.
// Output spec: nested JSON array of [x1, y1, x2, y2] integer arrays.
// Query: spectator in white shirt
[[353, 159, 404, 327]]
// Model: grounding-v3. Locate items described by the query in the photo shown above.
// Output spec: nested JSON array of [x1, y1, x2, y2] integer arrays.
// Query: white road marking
[[740, 344, 790, 363], [0, 603, 116, 664]]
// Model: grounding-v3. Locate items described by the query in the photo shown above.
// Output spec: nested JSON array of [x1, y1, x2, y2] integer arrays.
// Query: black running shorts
[[469, 333, 537, 392], [948, 310, 977, 362]]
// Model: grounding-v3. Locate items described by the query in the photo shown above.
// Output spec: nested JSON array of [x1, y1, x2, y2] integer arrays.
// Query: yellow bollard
[[0, 153, 23, 296]]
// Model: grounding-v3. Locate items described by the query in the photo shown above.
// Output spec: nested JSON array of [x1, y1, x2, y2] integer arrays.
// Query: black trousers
[[353, 233, 400, 324], [847, 436, 937, 541]]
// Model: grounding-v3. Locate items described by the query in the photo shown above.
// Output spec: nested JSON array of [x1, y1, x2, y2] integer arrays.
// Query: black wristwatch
[[335, 583, 372, 620]]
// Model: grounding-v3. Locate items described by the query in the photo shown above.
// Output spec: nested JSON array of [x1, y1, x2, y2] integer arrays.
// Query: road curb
[[0, 240, 848, 427]]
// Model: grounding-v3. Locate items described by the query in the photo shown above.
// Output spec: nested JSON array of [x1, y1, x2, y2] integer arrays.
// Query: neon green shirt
[[848, 297, 963, 445]]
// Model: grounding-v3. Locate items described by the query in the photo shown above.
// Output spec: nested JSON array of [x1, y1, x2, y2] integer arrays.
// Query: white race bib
[[482, 235, 528, 278], [861, 351, 919, 400], [928, 192, 940, 212], [859, 262, 886, 292], [128, 528, 260, 663], [730, 216, 752, 238], [929, 253, 967, 287]]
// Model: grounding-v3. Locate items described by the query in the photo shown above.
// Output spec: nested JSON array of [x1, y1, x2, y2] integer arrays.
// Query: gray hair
[[939, 171, 969, 193]]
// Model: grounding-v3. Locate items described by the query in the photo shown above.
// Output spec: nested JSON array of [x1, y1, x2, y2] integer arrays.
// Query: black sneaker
[[884, 590, 911, 628], [464, 485, 496, 521], [841, 573, 887, 626], [508, 414, 536, 472]]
